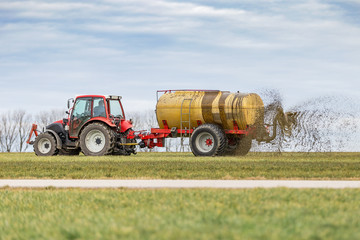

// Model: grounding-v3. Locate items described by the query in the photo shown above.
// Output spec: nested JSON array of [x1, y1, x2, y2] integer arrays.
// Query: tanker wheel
[[235, 135, 252, 156], [190, 124, 227, 156], [34, 132, 58, 156], [223, 135, 239, 155], [58, 148, 80, 156], [80, 123, 115, 156]]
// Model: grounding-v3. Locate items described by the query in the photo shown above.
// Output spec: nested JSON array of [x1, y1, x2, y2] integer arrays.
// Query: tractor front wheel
[[80, 123, 114, 156], [34, 132, 58, 156]]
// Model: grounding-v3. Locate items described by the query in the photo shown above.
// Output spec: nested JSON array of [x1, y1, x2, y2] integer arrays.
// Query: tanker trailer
[[154, 90, 293, 156]]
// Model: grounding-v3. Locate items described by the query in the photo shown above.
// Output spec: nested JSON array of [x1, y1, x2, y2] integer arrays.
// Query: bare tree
[[127, 110, 159, 152], [0, 109, 69, 153], [165, 137, 172, 152], [164, 138, 182, 152], [144, 110, 159, 129], [35, 109, 66, 130], [13, 110, 32, 152], [127, 112, 142, 130], [128, 110, 158, 130], [0, 112, 18, 152], [0, 120, 3, 152]]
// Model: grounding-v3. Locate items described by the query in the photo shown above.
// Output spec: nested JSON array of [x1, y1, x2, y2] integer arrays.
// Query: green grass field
[[1, 152, 360, 240], [0, 152, 359, 179], [1, 188, 360, 240]]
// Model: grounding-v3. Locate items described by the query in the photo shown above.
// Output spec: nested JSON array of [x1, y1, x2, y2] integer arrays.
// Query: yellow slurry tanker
[[154, 90, 293, 156]]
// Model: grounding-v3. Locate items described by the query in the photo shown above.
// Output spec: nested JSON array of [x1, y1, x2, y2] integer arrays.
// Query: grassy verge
[[0, 152, 359, 179], [1, 188, 360, 240]]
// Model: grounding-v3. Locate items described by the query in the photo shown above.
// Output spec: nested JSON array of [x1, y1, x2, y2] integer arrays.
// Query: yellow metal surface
[[156, 90, 264, 130]]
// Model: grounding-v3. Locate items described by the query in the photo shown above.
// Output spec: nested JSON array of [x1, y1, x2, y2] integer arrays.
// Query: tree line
[[0, 109, 188, 153], [0, 109, 65, 152]]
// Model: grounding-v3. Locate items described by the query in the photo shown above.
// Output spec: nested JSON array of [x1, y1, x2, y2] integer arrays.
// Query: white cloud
[[0, 0, 360, 118], [0, 1, 100, 13], [2, 0, 360, 51]]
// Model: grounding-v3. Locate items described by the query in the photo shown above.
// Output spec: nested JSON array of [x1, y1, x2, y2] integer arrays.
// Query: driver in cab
[[93, 100, 106, 117]]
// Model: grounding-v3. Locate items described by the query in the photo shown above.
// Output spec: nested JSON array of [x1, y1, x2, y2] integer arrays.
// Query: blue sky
[[1, 0, 359, 114]]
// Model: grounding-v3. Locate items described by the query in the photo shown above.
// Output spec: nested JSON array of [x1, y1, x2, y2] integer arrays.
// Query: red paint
[[233, 120, 239, 130], [26, 124, 39, 144], [162, 120, 169, 129], [205, 138, 213, 146], [54, 119, 64, 125], [120, 119, 133, 132]]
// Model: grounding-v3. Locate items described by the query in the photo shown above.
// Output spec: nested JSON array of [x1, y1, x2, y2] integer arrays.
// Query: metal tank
[[156, 90, 265, 131]]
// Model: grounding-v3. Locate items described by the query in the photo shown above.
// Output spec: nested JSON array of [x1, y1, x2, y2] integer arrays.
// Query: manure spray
[[254, 89, 360, 153]]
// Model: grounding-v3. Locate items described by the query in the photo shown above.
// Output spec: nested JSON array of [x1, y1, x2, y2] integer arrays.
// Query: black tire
[[79, 123, 115, 156], [190, 124, 227, 156], [223, 135, 239, 155], [58, 148, 80, 156], [34, 132, 58, 156]]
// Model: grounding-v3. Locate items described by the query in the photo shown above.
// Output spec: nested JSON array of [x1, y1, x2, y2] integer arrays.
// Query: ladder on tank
[[180, 98, 193, 152]]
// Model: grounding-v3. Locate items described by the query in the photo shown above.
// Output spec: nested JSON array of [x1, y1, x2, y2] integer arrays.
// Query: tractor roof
[[75, 95, 122, 100]]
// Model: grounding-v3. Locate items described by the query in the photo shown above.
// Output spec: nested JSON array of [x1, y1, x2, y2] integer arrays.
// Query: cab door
[[69, 97, 92, 138]]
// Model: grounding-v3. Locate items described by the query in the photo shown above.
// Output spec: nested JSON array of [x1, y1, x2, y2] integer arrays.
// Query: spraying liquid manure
[[26, 90, 359, 156], [254, 89, 360, 153]]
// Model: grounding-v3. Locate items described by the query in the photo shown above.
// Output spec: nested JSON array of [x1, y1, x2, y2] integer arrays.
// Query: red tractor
[[28, 95, 143, 156]]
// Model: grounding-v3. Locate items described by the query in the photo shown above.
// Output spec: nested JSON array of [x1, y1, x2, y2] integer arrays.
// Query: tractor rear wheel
[[190, 124, 227, 156], [80, 123, 115, 156], [34, 132, 58, 156]]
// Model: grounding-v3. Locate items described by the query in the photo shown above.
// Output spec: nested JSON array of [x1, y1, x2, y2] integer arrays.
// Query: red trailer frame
[[132, 120, 256, 149]]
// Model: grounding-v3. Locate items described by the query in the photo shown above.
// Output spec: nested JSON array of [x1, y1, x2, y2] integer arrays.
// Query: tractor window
[[93, 98, 106, 118], [109, 100, 123, 118], [70, 97, 92, 137], [72, 98, 92, 118]]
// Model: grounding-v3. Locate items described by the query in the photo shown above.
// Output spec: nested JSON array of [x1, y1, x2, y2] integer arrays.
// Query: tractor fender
[[120, 119, 133, 132], [45, 129, 63, 150], [78, 119, 116, 138]]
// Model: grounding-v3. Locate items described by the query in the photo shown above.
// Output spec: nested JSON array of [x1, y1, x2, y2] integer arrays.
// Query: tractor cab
[[66, 95, 126, 138]]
